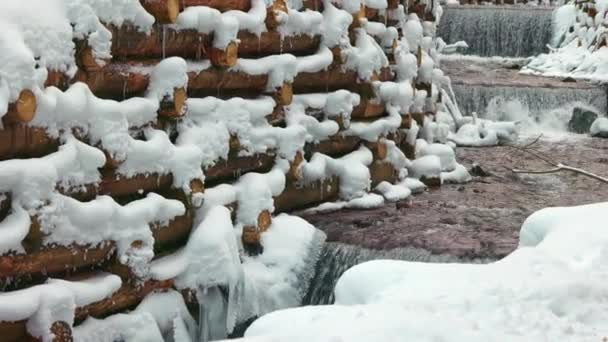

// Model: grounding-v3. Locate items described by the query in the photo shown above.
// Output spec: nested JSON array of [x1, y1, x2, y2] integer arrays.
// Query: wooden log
[[179, 0, 251, 12], [273, 82, 293, 107], [84, 61, 393, 100], [109, 25, 319, 60], [293, 66, 393, 95], [75, 278, 174, 322], [274, 177, 339, 213], [0, 213, 192, 284], [242, 210, 273, 256], [305, 135, 361, 159], [351, 99, 385, 119], [3, 90, 37, 124], [369, 160, 399, 188], [237, 31, 321, 57], [209, 41, 238, 68], [20, 321, 73, 342], [109, 25, 210, 60], [286, 151, 304, 182], [140, 0, 180, 24], [158, 87, 187, 118], [152, 211, 194, 252], [364, 140, 388, 160], [0, 124, 58, 161], [204, 154, 276, 185], [0, 243, 116, 283], [265, 0, 288, 31]]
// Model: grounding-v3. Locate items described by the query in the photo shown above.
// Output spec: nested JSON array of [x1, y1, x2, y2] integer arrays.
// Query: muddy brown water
[[299, 135, 608, 260]]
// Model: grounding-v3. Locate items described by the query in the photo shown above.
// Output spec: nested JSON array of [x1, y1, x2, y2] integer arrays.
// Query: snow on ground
[[236, 202, 608, 341]]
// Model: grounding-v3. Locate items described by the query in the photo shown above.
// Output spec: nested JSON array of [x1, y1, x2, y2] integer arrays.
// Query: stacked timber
[[0, 0, 447, 340]]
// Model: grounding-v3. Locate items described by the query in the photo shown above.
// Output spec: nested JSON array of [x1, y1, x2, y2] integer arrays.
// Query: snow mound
[[240, 202, 608, 341]]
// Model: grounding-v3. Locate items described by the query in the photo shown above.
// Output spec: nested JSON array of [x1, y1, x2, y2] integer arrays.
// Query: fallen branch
[[505, 137, 608, 184]]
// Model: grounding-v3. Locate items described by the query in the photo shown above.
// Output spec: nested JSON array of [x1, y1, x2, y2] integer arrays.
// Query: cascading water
[[451, 83, 608, 133], [303, 242, 493, 306], [438, 6, 554, 57]]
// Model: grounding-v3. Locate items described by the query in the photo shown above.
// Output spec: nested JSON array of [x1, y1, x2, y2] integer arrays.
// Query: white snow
[[590, 117, 608, 137], [240, 202, 608, 341]]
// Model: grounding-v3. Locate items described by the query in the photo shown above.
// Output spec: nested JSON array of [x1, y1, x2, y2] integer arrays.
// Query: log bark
[[140, 0, 180, 24], [286, 151, 304, 182], [274, 177, 340, 212], [109, 25, 210, 60], [351, 99, 385, 119], [293, 66, 393, 95], [108, 25, 319, 60], [75, 278, 174, 322], [0, 243, 116, 283], [242, 211, 273, 255], [209, 41, 238, 68], [179, 0, 251, 12], [369, 160, 399, 187], [204, 154, 275, 185], [237, 32, 320, 57], [305, 135, 361, 159], [0, 213, 192, 284], [3, 90, 37, 124], [0, 124, 58, 161]]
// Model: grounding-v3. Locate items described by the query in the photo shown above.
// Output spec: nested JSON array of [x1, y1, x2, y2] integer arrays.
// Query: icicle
[[197, 287, 229, 342], [162, 24, 167, 59]]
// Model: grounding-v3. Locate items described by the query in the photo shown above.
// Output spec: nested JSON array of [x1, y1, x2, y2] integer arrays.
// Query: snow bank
[[523, 3, 608, 82], [241, 202, 608, 341]]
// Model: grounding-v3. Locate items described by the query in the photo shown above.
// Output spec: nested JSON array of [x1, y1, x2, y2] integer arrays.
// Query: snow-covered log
[[179, 0, 251, 12], [274, 177, 340, 212]]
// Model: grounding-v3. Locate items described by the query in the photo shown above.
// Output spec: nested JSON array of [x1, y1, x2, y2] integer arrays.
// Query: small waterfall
[[303, 242, 493, 306], [438, 6, 554, 57], [452, 83, 608, 132]]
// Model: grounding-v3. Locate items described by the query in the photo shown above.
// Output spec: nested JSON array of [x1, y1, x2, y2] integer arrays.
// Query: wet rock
[[470, 163, 491, 177], [569, 107, 599, 134]]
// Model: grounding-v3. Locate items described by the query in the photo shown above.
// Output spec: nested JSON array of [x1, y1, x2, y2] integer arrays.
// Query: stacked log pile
[[0, 0, 446, 340]]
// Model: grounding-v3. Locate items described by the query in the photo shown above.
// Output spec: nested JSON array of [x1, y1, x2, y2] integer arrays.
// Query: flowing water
[[452, 83, 608, 133], [303, 242, 492, 306], [438, 6, 554, 57]]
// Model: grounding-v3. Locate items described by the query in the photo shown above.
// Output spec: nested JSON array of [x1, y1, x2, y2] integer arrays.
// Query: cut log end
[[141, 0, 180, 24], [274, 82, 293, 107], [209, 41, 238, 68], [158, 87, 187, 118], [366, 140, 388, 161], [257, 210, 272, 233], [5, 90, 37, 123], [287, 151, 304, 182], [265, 0, 288, 30]]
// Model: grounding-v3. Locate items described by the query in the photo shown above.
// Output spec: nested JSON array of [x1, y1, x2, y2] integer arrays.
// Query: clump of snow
[[74, 311, 164, 342], [302, 147, 373, 200], [590, 117, 608, 137], [407, 155, 442, 181]]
